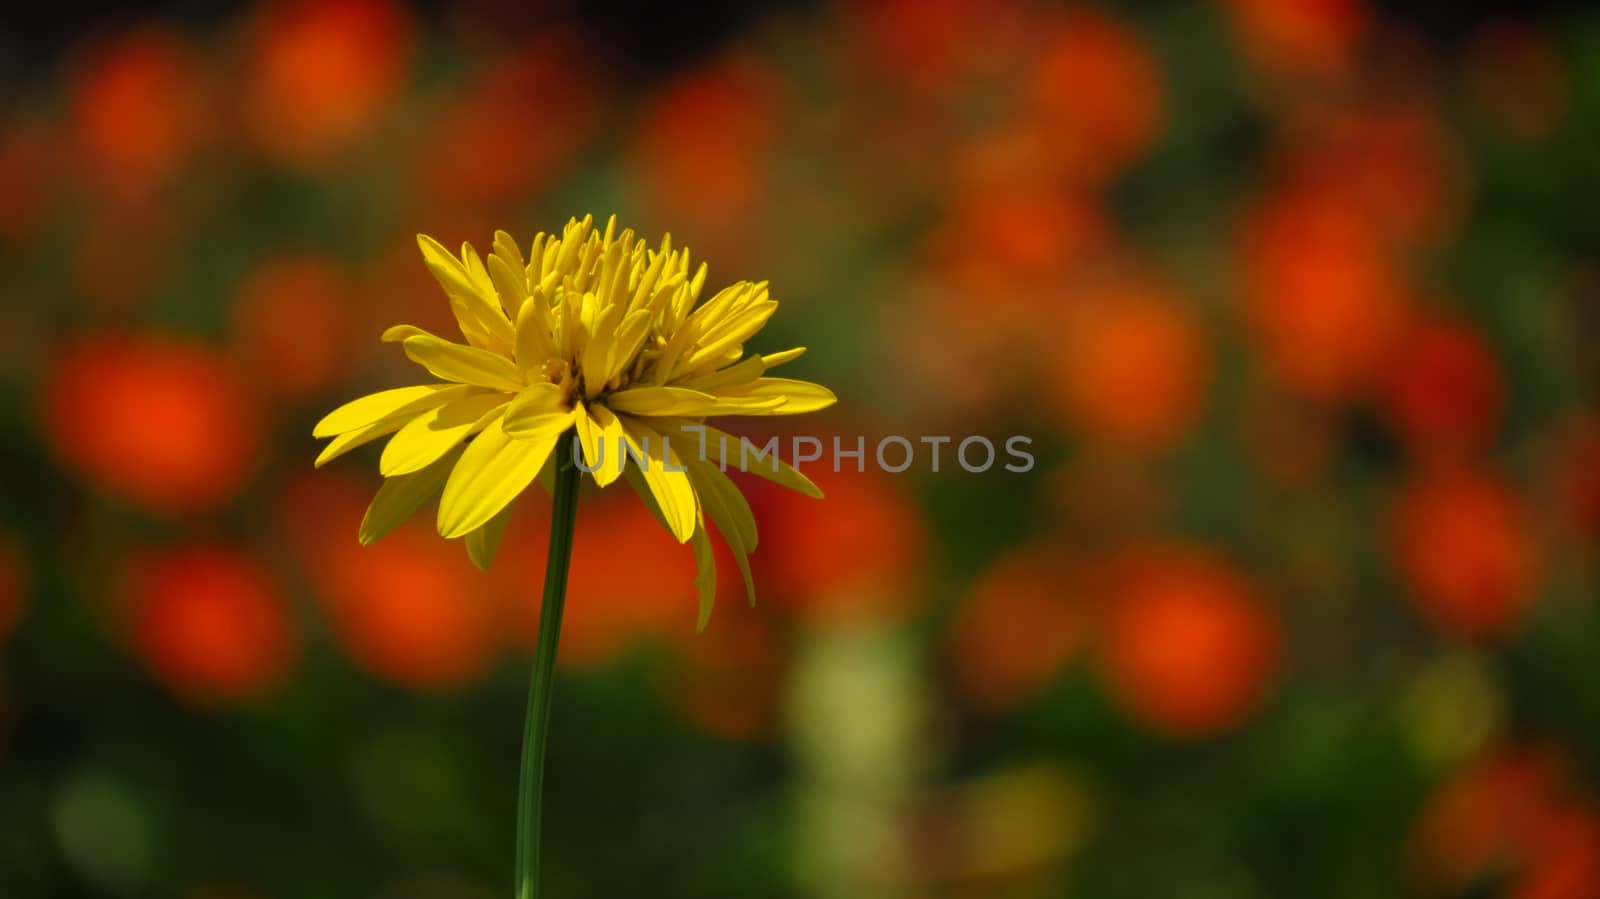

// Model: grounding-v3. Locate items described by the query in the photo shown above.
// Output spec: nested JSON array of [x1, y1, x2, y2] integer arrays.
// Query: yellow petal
[[577, 402, 627, 487], [673, 421, 823, 499], [417, 234, 515, 351], [761, 347, 806, 369], [687, 460, 758, 606], [681, 304, 777, 372], [606, 386, 783, 418], [502, 385, 573, 442], [379, 391, 508, 476], [675, 355, 763, 393], [690, 518, 716, 630], [714, 377, 837, 414], [381, 324, 430, 343], [603, 309, 654, 387], [513, 291, 558, 377], [315, 415, 408, 468], [465, 505, 513, 571], [580, 302, 621, 393], [313, 384, 467, 438], [493, 229, 527, 278], [461, 243, 498, 306], [504, 401, 576, 441], [487, 251, 530, 319], [416, 234, 479, 300], [436, 412, 559, 538], [359, 447, 461, 545], [617, 416, 699, 543], [402, 334, 524, 393]]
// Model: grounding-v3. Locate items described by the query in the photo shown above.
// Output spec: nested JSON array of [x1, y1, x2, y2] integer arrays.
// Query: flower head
[[314, 215, 835, 624]]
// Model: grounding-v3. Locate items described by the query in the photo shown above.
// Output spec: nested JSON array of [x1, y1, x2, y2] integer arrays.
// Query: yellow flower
[[313, 215, 835, 624]]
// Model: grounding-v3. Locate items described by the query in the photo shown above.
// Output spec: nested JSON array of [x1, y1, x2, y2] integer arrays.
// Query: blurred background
[[1, 0, 1598, 896]]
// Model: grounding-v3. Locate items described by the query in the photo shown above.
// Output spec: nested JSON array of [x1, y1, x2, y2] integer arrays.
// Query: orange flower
[[497, 495, 695, 669], [949, 545, 1087, 712], [1409, 746, 1600, 899], [42, 333, 260, 515], [1221, 0, 1368, 80], [242, 0, 414, 167], [278, 469, 509, 688], [1277, 97, 1466, 248], [276, 469, 374, 584], [1098, 546, 1280, 737], [937, 185, 1107, 289], [1240, 181, 1413, 402], [317, 518, 502, 691], [231, 256, 354, 399], [1381, 316, 1504, 459], [629, 56, 778, 231], [0, 534, 24, 643], [125, 545, 297, 702], [1050, 273, 1209, 452], [71, 27, 205, 199], [1516, 804, 1600, 899], [1026, 9, 1162, 185], [1391, 467, 1539, 641], [759, 464, 926, 629], [845, 0, 1016, 97], [417, 36, 599, 210]]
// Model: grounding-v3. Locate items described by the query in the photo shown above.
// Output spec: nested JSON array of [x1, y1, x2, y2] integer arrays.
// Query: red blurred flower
[[1240, 181, 1414, 402], [1098, 546, 1281, 737], [1278, 96, 1467, 248], [758, 464, 927, 629], [277, 469, 509, 690], [630, 55, 779, 233], [1382, 316, 1505, 458], [276, 468, 374, 584], [71, 27, 206, 199], [126, 545, 298, 702], [242, 0, 414, 167], [846, 0, 1019, 97], [317, 519, 502, 691], [1222, 0, 1368, 81], [498, 494, 696, 670], [1026, 9, 1163, 186], [42, 333, 260, 515], [1410, 747, 1600, 899], [417, 35, 599, 210], [948, 544, 1087, 712], [0, 534, 25, 644], [1517, 804, 1600, 899], [938, 185, 1107, 289], [1050, 273, 1209, 453], [1391, 467, 1539, 641], [231, 256, 354, 399], [1467, 21, 1570, 144]]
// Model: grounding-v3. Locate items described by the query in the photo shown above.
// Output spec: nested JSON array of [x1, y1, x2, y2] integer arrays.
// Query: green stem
[[517, 432, 580, 899]]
